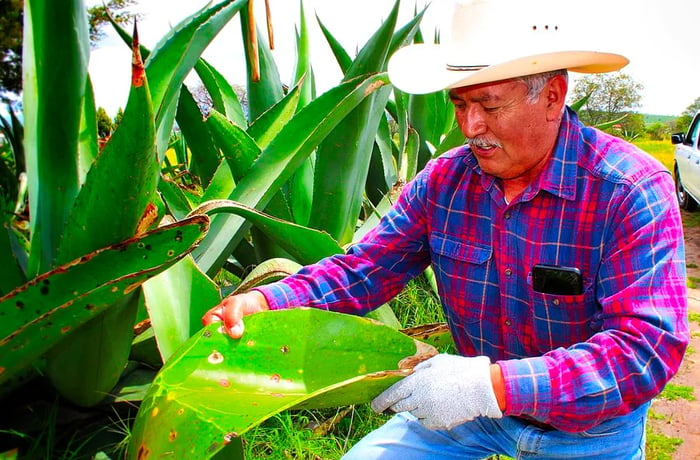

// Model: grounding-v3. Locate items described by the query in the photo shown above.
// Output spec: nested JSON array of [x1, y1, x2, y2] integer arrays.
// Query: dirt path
[[647, 212, 700, 459]]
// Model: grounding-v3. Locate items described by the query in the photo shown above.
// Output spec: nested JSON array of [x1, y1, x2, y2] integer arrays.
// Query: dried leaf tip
[[131, 21, 146, 88]]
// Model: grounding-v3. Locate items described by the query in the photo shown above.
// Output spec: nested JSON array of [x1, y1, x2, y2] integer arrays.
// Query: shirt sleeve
[[256, 162, 434, 315], [500, 169, 690, 432]]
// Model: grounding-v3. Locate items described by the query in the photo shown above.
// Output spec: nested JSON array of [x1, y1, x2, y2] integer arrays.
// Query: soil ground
[[647, 211, 700, 459]]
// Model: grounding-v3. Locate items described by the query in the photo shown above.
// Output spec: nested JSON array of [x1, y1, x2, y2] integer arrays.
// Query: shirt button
[[552, 298, 560, 306], [505, 319, 512, 326], [504, 268, 513, 276], [504, 212, 511, 219]]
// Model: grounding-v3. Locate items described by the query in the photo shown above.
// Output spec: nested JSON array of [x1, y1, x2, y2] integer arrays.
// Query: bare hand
[[202, 291, 270, 339]]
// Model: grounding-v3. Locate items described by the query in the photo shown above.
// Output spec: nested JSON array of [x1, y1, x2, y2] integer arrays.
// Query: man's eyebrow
[[448, 90, 498, 103]]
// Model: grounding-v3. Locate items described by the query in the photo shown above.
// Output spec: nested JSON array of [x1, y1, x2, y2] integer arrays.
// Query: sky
[[86, 0, 700, 117]]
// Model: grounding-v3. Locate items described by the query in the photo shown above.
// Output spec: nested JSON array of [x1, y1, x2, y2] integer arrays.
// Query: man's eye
[[483, 106, 500, 113]]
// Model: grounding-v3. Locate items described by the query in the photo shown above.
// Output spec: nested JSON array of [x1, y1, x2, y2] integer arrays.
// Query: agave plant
[[0, 0, 467, 457]]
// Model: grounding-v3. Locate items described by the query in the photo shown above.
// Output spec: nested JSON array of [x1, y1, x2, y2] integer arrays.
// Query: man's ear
[[544, 74, 568, 121]]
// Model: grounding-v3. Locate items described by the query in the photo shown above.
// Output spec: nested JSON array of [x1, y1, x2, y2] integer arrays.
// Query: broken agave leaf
[[127, 308, 436, 459], [402, 322, 455, 350]]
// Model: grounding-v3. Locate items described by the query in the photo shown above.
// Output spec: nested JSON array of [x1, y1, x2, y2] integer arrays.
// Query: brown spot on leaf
[[169, 429, 177, 442], [136, 444, 150, 460], [208, 351, 224, 364], [151, 407, 159, 417], [61, 326, 71, 334], [219, 378, 231, 388], [270, 374, 280, 383], [280, 345, 289, 354], [223, 432, 238, 444], [131, 23, 145, 88]]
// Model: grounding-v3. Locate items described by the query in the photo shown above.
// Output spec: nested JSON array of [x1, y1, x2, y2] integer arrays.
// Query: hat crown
[[386, 0, 628, 94], [446, 0, 576, 69]]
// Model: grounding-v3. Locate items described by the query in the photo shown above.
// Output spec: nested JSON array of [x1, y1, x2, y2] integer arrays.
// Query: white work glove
[[371, 354, 503, 430]]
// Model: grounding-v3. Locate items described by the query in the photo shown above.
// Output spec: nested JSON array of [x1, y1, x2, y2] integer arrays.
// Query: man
[[203, 0, 689, 458]]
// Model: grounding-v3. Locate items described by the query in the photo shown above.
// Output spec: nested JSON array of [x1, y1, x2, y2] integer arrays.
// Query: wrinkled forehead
[[448, 78, 528, 101]]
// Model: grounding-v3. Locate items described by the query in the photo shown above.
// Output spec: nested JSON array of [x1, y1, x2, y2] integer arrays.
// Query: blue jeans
[[343, 402, 649, 459]]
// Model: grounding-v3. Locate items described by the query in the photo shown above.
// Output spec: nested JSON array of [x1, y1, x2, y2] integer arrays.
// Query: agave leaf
[[195, 59, 247, 128], [143, 252, 221, 363], [44, 30, 159, 406], [292, 0, 316, 109], [191, 200, 342, 265], [108, 0, 248, 158], [595, 113, 628, 131], [23, 0, 89, 277], [46, 290, 143, 407], [193, 73, 391, 276], [201, 160, 236, 203], [55, 30, 156, 266], [78, 76, 99, 186], [127, 308, 435, 459], [233, 257, 303, 294], [569, 93, 591, 113], [402, 322, 454, 350], [0, 216, 209, 386], [176, 85, 221, 188], [246, 83, 302, 149], [315, 13, 352, 75], [240, 7, 284, 122], [0, 224, 25, 296], [158, 178, 197, 220], [308, 0, 426, 244], [433, 123, 466, 158], [206, 110, 261, 182]]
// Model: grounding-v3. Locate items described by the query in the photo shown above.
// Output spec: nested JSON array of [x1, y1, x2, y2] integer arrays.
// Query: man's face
[[449, 79, 555, 182]]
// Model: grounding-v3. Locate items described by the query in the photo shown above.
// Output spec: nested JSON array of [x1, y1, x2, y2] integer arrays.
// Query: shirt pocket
[[429, 231, 492, 325], [531, 286, 602, 353]]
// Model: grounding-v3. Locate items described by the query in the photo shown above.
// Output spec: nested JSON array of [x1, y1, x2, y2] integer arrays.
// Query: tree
[[676, 96, 700, 134], [569, 72, 643, 127], [0, 0, 138, 98], [0, 0, 23, 99], [87, 0, 140, 45], [96, 106, 114, 138]]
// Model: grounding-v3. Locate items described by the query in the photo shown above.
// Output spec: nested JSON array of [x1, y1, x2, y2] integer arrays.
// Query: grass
[[633, 138, 674, 172], [689, 311, 700, 326], [646, 427, 683, 460], [659, 384, 696, 402]]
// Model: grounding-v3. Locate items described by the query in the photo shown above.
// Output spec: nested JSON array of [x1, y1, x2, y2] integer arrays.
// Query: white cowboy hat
[[388, 0, 629, 94]]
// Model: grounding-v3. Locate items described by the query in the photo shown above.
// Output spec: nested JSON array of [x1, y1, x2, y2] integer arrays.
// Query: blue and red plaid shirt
[[257, 108, 689, 432]]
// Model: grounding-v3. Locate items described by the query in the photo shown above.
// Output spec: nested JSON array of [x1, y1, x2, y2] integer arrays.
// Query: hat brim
[[387, 44, 629, 95]]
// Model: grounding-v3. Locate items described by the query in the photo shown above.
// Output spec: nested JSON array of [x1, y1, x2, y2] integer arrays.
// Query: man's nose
[[459, 106, 487, 138]]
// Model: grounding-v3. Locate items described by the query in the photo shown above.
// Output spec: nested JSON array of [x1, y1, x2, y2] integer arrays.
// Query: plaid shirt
[[258, 108, 689, 432]]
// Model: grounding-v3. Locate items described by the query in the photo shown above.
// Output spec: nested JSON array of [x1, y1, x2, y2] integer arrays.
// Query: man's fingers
[[371, 378, 413, 413], [201, 306, 225, 326]]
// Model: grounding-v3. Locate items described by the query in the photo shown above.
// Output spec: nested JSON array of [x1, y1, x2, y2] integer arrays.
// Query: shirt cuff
[[498, 357, 552, 422], [253, 282, 302, 311]]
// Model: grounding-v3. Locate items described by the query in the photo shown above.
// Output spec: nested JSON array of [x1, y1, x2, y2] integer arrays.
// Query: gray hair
[[517, 69, 569, 103]]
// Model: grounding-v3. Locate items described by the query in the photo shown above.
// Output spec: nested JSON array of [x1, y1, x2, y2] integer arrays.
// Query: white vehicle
[[672, 112, 700, 210]]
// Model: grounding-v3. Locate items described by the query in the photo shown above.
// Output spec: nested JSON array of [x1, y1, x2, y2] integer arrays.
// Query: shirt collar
[[528, 107, 580, 202]]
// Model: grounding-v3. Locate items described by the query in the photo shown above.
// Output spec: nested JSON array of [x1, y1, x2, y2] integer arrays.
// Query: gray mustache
[[465, 137, 502, 149]]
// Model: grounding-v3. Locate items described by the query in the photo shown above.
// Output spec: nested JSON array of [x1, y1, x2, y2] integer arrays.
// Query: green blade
[[127, 309, 431, 459], [143, 254, 221, 362], [239, 8, 284, 122], [0, 216, 209, 385], [193, 73, 391, 276], [176, 85, 221, 188], [23, 0, 89, 276], [145, 0, 248, 157], [195, 59, 247, 128], [56, 34, 156, 265], [191, 199, 342, 265]]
